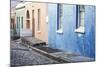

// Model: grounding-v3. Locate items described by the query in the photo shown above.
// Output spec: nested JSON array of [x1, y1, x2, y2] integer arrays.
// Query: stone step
[[21, 37, 46, 47]]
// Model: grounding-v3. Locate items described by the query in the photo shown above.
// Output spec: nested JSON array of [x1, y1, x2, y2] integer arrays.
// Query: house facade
[[15, 2, 95, 58], [16, 2, 48, 43], [32, 3, 48, 43], [16, 2, 32, 37], [48, 4, 95, 58]]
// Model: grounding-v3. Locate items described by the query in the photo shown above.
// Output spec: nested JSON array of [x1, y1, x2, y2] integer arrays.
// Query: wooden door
[[32, 10, 35, 37]]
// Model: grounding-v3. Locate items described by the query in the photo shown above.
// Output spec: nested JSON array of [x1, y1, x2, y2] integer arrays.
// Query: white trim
[[46, 16, 48, 23], [37, 31, 41, 33], [56, 28, 63, 34], [16, 2, 32, 8], [75, 26, 85, 33]]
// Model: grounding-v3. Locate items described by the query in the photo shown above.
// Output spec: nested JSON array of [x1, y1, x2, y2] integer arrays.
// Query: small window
[[21, 16, 23, 29], [75, 5, 85, 33], [56, 4, 63, 34], [26, 10, 30, 18], [79, 5, 85, 27], [11, 18, 14, 29], [19, 17, 20, 28], [37, 9, 40, 31], [17, 17, 20, 28], [17, 17, 18, 28], [57, 4, 63, 30]]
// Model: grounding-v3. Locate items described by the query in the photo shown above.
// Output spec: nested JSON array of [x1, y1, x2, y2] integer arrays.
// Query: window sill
[[75, 27, 85, 34], [56, 29, 63, 34]]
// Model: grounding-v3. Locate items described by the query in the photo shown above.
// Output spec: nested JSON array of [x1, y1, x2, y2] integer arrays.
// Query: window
[[19, 17, 20, 28], [75, 5, 85, 33], [79, 5, 85, 27], [26, 10, 30, 18], [21, 16, 23, 29], [17, 17, 19, 28], [11, 18, 14, 29], [58, 4, 63, 30], [56, 4, 63, 34], [37, 9, 40, 31], [26, 10, 30, 29]]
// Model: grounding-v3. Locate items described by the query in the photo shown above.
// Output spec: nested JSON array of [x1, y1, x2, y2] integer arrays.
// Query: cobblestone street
[[10, 40, 59, 66]]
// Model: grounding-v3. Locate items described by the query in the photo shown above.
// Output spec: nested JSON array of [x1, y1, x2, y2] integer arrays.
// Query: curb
[[29, 45, 70, 63]]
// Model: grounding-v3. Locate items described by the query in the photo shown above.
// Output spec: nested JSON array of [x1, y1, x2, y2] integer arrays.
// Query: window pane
[[58, 4, 63, 30], [17, 17, 18, 28], [26, 10, 30, 18], [19, 17, 20, 28], [79, 5, 85, 27]]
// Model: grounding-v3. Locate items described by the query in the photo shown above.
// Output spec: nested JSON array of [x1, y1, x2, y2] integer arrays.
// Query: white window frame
[[75, 5, 85, 34]]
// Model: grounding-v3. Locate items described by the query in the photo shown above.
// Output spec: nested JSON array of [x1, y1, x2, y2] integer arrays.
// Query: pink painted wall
[[26, 3, 48, 43]]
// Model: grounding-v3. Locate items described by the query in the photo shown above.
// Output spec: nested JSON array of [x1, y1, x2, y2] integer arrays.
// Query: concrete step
[[21, 36, 46, 47]]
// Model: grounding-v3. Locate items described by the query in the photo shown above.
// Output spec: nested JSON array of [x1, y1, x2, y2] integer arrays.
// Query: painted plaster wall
[[16, 4, 32, 37], [48, 4, 57, 47], [16, 2, 48, 43], [48, 4, 95, 58], [26, 3, 48, 43]]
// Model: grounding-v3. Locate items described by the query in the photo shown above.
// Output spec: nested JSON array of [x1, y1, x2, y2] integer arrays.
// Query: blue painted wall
[[48, 4, 95, 58]]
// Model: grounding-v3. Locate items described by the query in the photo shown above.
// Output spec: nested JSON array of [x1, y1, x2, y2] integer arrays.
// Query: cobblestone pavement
[[10, 40, 60, 66]]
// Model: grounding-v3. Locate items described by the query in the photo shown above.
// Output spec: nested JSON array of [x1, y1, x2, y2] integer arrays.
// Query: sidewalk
[[21, 37, 94, 63], [29, 46, 94, 63]]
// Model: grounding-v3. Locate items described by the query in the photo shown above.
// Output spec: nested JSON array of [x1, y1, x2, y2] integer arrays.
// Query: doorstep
[[21, 36, 46, 46]]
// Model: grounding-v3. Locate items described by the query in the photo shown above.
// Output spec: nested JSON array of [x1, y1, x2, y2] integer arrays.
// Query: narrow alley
[[10, 40, 60, 66]]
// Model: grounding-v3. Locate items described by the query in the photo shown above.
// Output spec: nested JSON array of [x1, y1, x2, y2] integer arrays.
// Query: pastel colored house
[[16, 2, 48, 43], [31, 3, 48, 43], [16, 2, 32, 37], [15, 2, 95, 59], [48, 4, 95, 58]]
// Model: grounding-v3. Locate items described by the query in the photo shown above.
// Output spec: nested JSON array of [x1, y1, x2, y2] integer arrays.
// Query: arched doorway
[[26, 10, 30, 29]]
